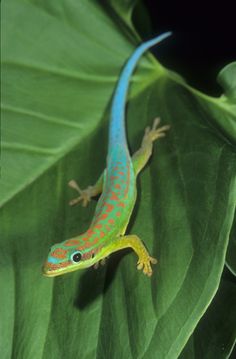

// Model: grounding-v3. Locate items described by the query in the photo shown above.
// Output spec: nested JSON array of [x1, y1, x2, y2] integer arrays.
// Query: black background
[[143, 0, 235, 96]]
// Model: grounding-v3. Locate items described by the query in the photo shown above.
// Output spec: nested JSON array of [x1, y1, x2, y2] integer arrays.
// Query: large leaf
[[1, 1, 236, 358], [226, 214, 236, 276], [179, 270, 236, 359]]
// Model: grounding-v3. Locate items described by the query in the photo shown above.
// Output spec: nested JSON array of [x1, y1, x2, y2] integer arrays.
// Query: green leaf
[[179, 270, 236, 358], [1, 1, 236, 359], [226, 215, 236, 276], [217, 62, 236, 99]]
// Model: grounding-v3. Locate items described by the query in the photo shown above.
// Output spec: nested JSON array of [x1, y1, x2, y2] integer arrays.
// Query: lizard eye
[[71, 251, 82, 263]]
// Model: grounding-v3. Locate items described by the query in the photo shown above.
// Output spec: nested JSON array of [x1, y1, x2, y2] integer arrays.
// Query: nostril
[[43, 261, 51, 272]]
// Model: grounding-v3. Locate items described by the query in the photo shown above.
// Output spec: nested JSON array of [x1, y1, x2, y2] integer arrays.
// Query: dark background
[[143, 0, 235, 96]]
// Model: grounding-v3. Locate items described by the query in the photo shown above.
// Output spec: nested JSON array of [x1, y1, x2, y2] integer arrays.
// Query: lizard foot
[[93, 257, 109, 269], [143, 117, 170, 144], [68, 180, 92, 207], [137, 255, 157, 277]]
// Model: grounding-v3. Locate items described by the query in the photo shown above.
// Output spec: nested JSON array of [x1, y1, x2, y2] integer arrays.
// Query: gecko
[[43, 32, 171, 278]]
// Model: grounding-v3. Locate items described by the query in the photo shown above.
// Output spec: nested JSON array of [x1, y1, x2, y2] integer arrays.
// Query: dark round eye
[[71, 251, 82, 263]]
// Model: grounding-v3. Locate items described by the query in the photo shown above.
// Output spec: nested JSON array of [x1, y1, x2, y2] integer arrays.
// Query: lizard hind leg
[[132, 118, 170, 175], [142, 117, 170, 145]]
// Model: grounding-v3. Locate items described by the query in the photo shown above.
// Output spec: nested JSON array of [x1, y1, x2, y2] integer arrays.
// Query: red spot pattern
[[108, 219, 115, 224], [115, 184, 121, 189], [51, 248, 68, 259], [118, 202, 125, 207], [77, 235, 100, 251], [111, 191, 119, 201], [104, 203, 114, 212], [46, 261, 70, 270], [82, 245, 103, 260], [116, 211, 121, 217], [64, 239, 80, 246], [87, 229, 94, 238], [99, 213, 108, 220], [83, 252, 91, 260], [124, 164, 130, 196]]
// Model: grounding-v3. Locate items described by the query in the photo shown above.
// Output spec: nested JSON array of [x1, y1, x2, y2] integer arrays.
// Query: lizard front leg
[[68, 171, 104, 207], [102, 234, 157, 276]]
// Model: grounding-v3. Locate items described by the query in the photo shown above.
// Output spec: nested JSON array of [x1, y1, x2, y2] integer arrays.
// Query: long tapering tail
[[108, 32, 172, 155]]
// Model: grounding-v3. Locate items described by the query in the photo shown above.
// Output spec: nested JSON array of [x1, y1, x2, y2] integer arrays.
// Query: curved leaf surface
[[179, 271, 236, 359], [1, 1, 236, 359]]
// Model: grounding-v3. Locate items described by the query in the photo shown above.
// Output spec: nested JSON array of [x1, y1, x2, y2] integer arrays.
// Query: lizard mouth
[[42, 258, 97, 277], [42, 259, 92, 277], [42, 260, 73, 277]]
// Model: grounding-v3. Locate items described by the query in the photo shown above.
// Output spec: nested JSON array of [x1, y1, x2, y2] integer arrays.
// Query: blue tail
[[108, 32, 172, 156]]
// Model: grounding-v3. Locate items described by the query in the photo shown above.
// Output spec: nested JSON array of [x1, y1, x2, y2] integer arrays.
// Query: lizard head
[[42, 235, 101, 277]]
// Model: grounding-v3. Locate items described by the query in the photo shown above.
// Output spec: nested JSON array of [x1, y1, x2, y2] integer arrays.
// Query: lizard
[[43, 32, 171, 278]]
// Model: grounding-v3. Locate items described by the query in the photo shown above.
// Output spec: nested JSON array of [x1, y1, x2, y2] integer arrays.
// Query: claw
[[143, 118, 170, 144], [93, 257, 109, 269], [152, 117, 161, 129], [69, 197, 83, 206], [68, 180, 91, 207], [137, 256, 157, 276], [94, 262, 99, 270], [68, 180, 83, 193]]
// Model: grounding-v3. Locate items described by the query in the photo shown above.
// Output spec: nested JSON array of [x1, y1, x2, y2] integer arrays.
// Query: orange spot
[[113, 166, 118, 171], [100, 231, 105, 238], [115, 184, 121, 189], [51, 248, 68, 259], [116, 211, 121, 217], [105, 225, 111, 231], [87, 229, 94, 238], [110, 176, 119, 181], [82, 237, 88, 241], [108, 219, 115, 224], [111, 192, 119, 201], [85, 241, 92, 248], [99, 213, 108, 220], [118, 202, 125, 207], [105, 203, 114, 212], [118, 171, 124, 176], [83, 252, 92, 260], [91, 237, 99, 245], [77, 244, 86, 251], [95, 224, 102, 229], [124, 165, 130, 196], [48, 261, 71, 270], [64, 239, 80, 246]]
